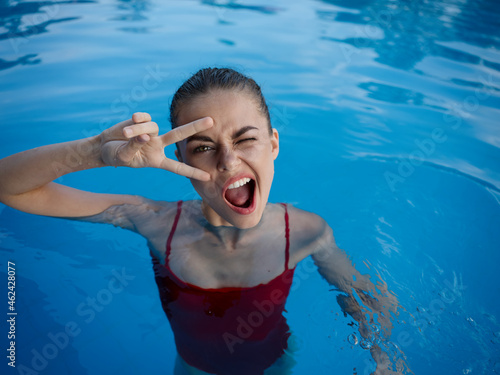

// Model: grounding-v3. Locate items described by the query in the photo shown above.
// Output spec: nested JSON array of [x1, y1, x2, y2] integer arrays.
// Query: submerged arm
[[293, 211, 408, 374], [312, 224, 397, 339]]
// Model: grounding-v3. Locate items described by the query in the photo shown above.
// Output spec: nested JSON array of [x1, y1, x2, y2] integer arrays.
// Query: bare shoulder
[[74, 196, 179, 232], [285, 204, 332, 267], [286, 204, 327, 237]]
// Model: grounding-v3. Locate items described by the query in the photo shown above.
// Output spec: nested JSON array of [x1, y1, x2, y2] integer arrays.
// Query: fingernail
[[124, 128, 132, 137]]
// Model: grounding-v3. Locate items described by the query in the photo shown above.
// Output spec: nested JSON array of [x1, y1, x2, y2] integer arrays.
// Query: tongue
[[225, 183, 251, 207]]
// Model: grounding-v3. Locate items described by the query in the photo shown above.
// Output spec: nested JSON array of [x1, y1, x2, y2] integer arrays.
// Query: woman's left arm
[[289, 207, 408, 374], [311, 223, 398, 338]]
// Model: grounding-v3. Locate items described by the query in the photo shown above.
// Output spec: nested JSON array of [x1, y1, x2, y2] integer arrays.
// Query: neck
[[200, 201, 261, 251], [201, 200, 233, 227], [210, 225, 244, 251]]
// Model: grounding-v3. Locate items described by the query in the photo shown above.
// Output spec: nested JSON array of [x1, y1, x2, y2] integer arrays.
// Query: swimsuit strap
[[166, 201, 290, 271], [166, 200, 183, 261], [281, 203, 290, 271]]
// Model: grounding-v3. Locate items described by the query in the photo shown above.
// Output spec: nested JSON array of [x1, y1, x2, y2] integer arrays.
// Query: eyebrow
[[233, 126, 258, 139], [186, 126, 258, 144], [186, 135, 214, 144]]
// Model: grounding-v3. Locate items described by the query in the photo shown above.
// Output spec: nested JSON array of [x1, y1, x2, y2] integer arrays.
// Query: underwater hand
[[99, 112, 213, 181]]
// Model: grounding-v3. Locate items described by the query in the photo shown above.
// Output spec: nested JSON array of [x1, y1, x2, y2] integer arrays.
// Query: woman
[[0, 68, 402, 374]]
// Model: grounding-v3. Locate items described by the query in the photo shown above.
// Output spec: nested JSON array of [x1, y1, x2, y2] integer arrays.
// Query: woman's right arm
[[0, 112, 213, 218]]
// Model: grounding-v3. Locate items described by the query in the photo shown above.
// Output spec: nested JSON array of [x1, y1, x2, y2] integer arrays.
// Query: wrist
[[74, 135, 106, 170]]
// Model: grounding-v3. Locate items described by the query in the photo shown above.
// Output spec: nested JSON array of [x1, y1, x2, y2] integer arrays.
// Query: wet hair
[[170, 67, 272, 134]]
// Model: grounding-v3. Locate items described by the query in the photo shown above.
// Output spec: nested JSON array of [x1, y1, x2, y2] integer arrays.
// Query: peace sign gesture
[[100, 112, 213, 181]]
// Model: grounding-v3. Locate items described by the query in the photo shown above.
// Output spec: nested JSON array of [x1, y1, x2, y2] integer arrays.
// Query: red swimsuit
[[151, 201, 295, 375]]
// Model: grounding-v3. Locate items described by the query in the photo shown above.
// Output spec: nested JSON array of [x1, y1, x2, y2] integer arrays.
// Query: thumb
[[116, 135, 150, 164]]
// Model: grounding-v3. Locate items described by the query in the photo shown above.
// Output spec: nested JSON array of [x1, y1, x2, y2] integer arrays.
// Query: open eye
[[193, 145, 213, 153]]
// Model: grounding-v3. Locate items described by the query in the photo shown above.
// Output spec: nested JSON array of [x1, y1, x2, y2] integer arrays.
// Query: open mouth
[[223, 177, 256, 212]]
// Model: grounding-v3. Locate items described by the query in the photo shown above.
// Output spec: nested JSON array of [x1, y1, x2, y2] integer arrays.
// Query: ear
[[271, 128, 279, 160]]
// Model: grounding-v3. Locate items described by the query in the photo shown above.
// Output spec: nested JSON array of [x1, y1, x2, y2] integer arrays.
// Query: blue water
[[1, 0, 500, 374]]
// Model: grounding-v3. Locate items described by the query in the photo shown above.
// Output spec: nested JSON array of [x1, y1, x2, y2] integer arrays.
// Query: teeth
[[227, 177, 251, 190]]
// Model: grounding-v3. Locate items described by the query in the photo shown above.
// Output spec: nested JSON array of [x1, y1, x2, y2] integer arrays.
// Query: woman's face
[[176, 89, 279, 229]]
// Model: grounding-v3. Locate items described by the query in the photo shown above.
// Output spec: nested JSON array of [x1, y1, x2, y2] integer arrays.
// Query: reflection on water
[[201, 0, 282, 15], [0, 0, 499, 374], [0, 1, 91, 42], [309, 0, 500, 192], [318, 0, 500, 71], [0, 53, 40, 71], [112, 0, 151, 32]]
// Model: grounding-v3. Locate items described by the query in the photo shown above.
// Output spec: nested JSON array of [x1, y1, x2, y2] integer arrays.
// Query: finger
[[132, 112, 151, 123], [160, 117, 213, 146], [110, 118, 135, 131], [159, 158, 211, 181], [116, 137, 148, 163], [123, 121, 159, 138]]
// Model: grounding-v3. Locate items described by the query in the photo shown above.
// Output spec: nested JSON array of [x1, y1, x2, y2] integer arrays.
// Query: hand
[[370, 343, 411, 375], [99, 112, 213, 181]]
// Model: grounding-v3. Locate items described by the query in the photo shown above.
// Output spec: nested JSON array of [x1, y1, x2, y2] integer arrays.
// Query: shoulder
[[125, 198, 180, 228], [281, 204, 334, 266], [284, 203, 329, 238], [77, 196, 181, 231]]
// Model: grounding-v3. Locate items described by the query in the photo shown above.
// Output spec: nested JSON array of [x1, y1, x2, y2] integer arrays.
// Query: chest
[[165, 226, 289, 288]]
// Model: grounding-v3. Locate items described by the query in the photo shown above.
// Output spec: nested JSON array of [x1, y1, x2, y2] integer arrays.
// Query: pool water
[[1, 0, 499, 374]]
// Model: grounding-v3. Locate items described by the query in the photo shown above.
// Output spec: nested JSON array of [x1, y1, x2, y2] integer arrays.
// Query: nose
[[217, 147, 240, 172]]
